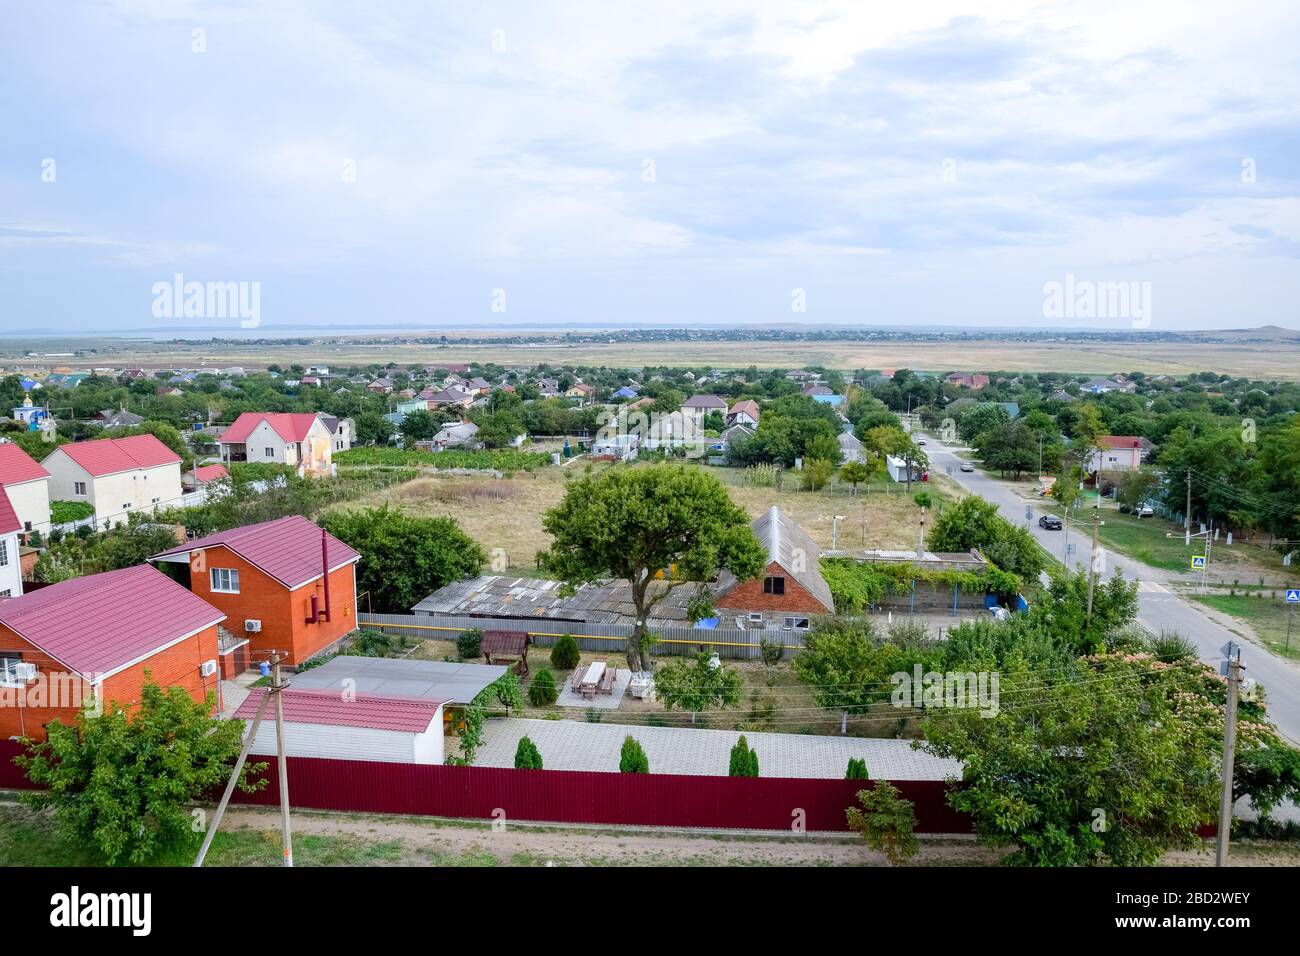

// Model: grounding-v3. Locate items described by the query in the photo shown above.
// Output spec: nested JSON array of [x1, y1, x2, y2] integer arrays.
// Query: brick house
[[0, 564, 225, 741], [713, 506, 835, 629], [150, 515, 361, 669]]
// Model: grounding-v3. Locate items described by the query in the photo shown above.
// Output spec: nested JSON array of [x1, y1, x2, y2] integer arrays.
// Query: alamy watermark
[[891, 665, 1000, 717], [151, 273, 260, 328], [1042, 274, 1151, 329]]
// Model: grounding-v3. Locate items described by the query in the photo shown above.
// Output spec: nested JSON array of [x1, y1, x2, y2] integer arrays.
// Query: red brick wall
[[0, 622, 220, 742], [186, 546, 357, 667], [714, 561, 829, 615]]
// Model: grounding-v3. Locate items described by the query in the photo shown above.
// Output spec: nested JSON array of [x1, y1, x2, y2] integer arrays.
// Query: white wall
[[0, 531, 22, 597], [42, 450, 182, 528], [245, 709, 445, 764], [3, 477, 50, 535]]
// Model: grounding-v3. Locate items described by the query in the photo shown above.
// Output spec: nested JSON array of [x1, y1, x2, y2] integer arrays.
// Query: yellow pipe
[[358, 620, 800, 650]]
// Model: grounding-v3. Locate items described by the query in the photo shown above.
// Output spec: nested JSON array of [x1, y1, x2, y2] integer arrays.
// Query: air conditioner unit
[[199, 659, 218, 678], [245, 619, 262, 633], [13, 662, 37, 680]]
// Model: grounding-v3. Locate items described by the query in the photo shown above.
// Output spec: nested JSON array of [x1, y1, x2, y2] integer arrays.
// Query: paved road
[[917, 434, 1300, 745]]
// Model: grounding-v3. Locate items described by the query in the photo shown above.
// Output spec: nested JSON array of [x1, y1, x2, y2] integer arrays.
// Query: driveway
[[919, 433, 1300, 745], [477, 718, 962, 780]]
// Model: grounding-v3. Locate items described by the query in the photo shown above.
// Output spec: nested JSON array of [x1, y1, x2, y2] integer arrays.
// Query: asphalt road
[[916, 434, 1300, 746]]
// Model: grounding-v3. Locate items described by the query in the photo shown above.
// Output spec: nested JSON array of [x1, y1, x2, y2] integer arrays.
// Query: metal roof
[[234, 688, 446, 732], [288, 656, 507, 706], [0, 444, 50, 485], [0, 564, 224, 678], [412, 574, 701, 625], [48, 434, 181, 478], [716, 506, 835, 612]]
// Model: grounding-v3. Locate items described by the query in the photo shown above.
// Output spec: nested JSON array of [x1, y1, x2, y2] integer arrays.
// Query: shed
[[481, 629, 531, 674], [289, 655, 507, 707], [234, 688, 448, 764]]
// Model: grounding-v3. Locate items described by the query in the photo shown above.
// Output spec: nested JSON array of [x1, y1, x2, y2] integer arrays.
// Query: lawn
[[333, 460, 951, 572], [1190, 593, 1300, 662]]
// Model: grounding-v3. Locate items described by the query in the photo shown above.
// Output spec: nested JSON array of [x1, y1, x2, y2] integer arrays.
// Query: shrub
[[620, 736, 649, 773], [529, 668, 558, 706], [457, 627, 484, 661], [729, 735, 759, 777], [344, 629, 396, 657], [513, 736, 543, 770], [846, 757, 871, 780], [846, 782, 918, 865], [551, 634, 581, 671], [758, 638, 784, 669]]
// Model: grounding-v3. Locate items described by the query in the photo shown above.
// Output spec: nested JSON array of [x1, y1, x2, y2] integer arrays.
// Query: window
[[74, 481, 87, 496], [0, 539, 8, 566], [210, 568, 240, 593], [783, 616, 810, 630], [763, 575, 785, 595], [0, 654, 24, 687], [265, 447, 275, 458]]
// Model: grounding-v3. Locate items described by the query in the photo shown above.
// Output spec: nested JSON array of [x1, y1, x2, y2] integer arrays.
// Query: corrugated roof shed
[[290, 656, 507, 705], [234, 688, 445, 732]]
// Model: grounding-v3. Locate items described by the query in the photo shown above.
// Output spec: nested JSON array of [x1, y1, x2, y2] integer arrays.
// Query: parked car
[[1134, 504, 1155, 518], [959, 462, 975, 472], [1038, 514, 1063, 530]]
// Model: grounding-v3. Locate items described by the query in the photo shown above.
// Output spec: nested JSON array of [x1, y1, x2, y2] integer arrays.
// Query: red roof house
[[217, 412, 335, 476], [0, 442, 50, 537], [184, 463, 230, 490], [150, 515, 361, 668], [40, 435, 183, 528], [0, 564, 226, 740]]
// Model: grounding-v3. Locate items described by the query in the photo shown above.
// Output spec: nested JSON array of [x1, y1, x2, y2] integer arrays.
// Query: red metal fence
[[0, 739, 970, 833]]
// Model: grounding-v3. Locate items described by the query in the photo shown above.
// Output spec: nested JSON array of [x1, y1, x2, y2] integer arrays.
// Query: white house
[[217, 412, 337, 476], [0, 487, 23, 598], [0, 443, 52, 535], [1088, 436, 1151, 473], [680, 394, 729, 428], [40, 434, 182, 528], [429, 421, 481, 450], [643, 410, 705, 452], [233, 688, 448, 765]]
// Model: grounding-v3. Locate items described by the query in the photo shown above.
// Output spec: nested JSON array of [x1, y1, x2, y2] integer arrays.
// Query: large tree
[[539, 464, 765, 670], [321, 505, 485, 611], [17, 681, 262, 865]]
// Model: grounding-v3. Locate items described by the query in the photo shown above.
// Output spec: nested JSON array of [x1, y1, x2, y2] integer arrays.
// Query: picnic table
[[580, 661, 606, 698]]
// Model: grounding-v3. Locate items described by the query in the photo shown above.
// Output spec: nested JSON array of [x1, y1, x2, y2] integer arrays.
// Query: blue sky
[[2, 0, 1298, 334]]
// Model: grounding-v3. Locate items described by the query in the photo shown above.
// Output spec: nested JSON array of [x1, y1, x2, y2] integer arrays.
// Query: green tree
[[792, 620, 917, 733], [528, 668, 559, 706], [620, 735, 650, 773], [846, 757, 871, 780], [539, 465, 765, 671], [17, 681, 264, 865], [654, 652, 743, 723], [846, 782, 918, 865], [922, 654, 1220, 866], [839, 459, 876, 496], [729, 735, 760, 777], [457, 627, 484, 660], [800, 457, 836, 491], [550, 634, 581, 671], [514, 735, 544, 770], [322, 505, 485, 612]]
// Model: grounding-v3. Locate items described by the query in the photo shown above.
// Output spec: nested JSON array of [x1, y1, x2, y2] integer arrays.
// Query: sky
[[1, 0, 1298, 335]]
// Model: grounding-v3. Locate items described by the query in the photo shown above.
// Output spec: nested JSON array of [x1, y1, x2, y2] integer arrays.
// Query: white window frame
[[0, 655, 25, 687], [74, 481, 87, 496], [783, 616, 810, 630], [265, 447, 275, 458], [210, 567, 240, 593], [0, 539, 8, 567]]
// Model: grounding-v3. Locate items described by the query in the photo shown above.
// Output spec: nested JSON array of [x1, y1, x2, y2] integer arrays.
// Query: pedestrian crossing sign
[[1191, 555, 1206, 570], [1287, 589, 1300, 604]]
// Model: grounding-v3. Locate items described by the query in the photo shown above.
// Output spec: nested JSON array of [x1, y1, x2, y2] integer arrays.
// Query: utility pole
[[1185, 467, 1193, 545], [272, 650, 294, 867], [917, 506, 926, 557], [194, 672, 274, 867], [1085, 500, 1101, 626], [1216, 647, 1243, 866]]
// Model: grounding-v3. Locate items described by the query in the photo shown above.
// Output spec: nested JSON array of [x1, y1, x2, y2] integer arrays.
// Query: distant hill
[[1198, 325, 1300, 341]]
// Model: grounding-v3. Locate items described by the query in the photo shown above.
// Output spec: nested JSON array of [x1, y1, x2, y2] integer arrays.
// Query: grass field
[[17, 338, 1300, 379], [1190, 594, 1300, 662], [330, 461, 948, 571]]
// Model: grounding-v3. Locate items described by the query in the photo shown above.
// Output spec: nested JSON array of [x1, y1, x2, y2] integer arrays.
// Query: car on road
[[915, 438, 927, 445], [959, 462, 975, 472], [1134, 504, 1155, 518], [1038, 514, 1063, 530]]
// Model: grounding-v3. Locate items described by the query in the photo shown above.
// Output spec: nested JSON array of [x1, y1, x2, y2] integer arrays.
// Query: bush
[[529, 668, 558, 706], [49, 500, 94, 524], [729, 735, 759, 777], [846, 782, 918, 865], [846, 757, 871, 780], [457, 628, 484, 661], [758, 638, 784, 668], [551, 634, 581, 671], [344, 629, 396, 657], [513, 736, 543, 770], [620, 735, 649, 773]]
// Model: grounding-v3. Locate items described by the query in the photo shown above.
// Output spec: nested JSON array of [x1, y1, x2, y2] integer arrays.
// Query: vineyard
[[334, 447, 553, 472]]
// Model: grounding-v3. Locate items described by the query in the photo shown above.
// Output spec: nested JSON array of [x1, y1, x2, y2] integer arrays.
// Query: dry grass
[[54, 338, 1300, 379], [332, 462, 948, 569]]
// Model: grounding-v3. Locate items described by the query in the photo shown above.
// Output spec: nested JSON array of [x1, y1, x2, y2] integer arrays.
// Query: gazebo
[[481, 630, 531, 675]]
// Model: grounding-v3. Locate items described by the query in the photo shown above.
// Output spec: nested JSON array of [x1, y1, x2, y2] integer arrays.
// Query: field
[[15, 337, 1300, 379], [1191, 594, 1300, 662], [329, 461, 952, 572]]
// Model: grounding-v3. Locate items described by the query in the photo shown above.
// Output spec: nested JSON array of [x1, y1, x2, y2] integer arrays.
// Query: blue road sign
[[1286, 589, 1300, 604], [1191, 555, 1207, 570]]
